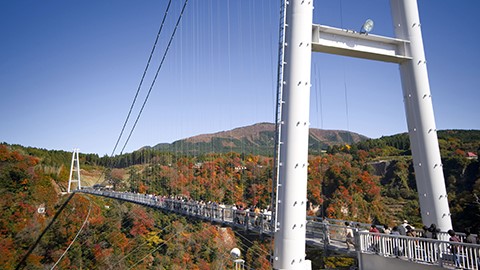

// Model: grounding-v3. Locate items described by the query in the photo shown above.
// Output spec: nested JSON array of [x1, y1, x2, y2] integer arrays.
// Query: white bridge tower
[[273, 0, 451, 268], [67, 148, 82, 193]]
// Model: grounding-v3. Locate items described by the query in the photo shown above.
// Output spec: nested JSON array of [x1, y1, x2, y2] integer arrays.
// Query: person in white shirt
[[344, 222, 355, 250]]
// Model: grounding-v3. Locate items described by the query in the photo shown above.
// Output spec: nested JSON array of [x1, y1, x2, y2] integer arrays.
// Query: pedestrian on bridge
[[406, 226, 416, 237], [422, 225, 433, 238], [253, 205, 261, 226], [344, 222, 355, 250], [448, 229, 461, 268], [383, 224, 391, 234], [391, 226, 403, 257], [398, 219, 411, 235], [465, 227, 476, 244], [428, 223, 439, 239], [369, 224, 380, 253]]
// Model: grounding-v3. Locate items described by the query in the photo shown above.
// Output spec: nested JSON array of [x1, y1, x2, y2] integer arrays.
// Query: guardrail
[[358, 232, 480, 269], [79, 189, 275, 235], [78, 189, 480, 269]]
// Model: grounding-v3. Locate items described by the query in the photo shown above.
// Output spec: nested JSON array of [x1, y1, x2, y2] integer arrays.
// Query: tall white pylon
[[273, 0, 313, 269], [273, 0, 452, 268], [390, 0, 452, 232], [67, 148, 81, 193]]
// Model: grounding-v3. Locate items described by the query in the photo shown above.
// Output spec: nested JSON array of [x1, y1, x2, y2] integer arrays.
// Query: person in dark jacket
[[429, 223, 439, 239], [422, 225, 432, 238]]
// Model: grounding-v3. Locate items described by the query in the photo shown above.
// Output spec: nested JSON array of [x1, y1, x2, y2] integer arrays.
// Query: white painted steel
[[311, 0, 452, 232], [358, 232, 480, 269], [67, 148, 81, 193], [390, 0, 452, 231], [273, 0, 313, 269], [272, 0, 288, 234], [77, 149, 81, 190], [312, 24, 412, 63]]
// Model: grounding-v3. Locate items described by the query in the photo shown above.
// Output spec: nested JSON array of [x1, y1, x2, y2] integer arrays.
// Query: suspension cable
[[50, 199, 92, 270], [15, 193, 75, 270], [313, 63, 324, 129], [119, 0, 190, 155], [339, 0, 351, 144], [110, 0, 173, 157], [126, 230, 182, 270], [69, 195, 168, 268], [343, 70, 351, 144], [232, 230, 270, 257], [107, 224, 172, 269], [91, 0, 188, 186], [17, 2, 187, 269]]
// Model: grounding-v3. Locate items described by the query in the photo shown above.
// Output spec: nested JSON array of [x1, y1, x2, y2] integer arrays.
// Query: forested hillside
[[334, 130, 480, 229], [0, 145, 269, 269], [148, 122, 367, 156], [1, 129, 479, 269]]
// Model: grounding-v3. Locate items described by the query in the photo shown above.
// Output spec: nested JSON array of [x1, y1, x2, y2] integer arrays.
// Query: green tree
[[128, 166, 140, 192]]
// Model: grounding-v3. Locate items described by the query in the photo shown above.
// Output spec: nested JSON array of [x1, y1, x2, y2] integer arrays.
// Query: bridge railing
[[79, 189, 275, 234], [79, 189, 365, 246], [79, 189, 480, 269], [305, 218, 351, 245], [306, 216, 475, 242], [358, 231, 480, 269]]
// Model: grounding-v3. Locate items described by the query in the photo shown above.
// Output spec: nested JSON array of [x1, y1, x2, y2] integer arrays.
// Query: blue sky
[[1, 1, 479, 156]]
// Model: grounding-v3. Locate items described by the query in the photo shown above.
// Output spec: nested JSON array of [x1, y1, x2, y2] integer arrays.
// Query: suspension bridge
[[44, 0, 480, 269], [76, 188, 480, 270]]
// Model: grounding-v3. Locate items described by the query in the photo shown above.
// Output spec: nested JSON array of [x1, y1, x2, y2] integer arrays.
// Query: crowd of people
[[339, 219, 480, 268], [118, 192, 275, 231], [343, 220, 479, 242], [90, 187, 480, 266]]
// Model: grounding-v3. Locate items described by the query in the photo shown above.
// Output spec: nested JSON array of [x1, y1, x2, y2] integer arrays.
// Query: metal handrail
[[77, 189, 480, 269], [358, 231, 480, 269]]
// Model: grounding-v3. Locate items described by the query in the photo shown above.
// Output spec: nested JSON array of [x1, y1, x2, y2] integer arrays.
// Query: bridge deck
[[78, 189, 480, 270]]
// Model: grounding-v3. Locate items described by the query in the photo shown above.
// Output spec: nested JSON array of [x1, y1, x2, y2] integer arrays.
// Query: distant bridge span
[[78, 189, 480, 270]]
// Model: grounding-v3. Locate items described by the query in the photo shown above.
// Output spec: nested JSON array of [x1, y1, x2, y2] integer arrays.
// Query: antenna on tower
[[67, 148, 81, 193]]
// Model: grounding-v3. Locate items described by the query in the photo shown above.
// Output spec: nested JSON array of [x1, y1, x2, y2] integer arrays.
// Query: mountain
[[2, 128, 478, 268], [148, 122, 368, 156]]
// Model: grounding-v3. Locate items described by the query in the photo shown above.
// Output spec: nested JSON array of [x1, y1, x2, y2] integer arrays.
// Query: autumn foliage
[[1, 127, 479, 269]]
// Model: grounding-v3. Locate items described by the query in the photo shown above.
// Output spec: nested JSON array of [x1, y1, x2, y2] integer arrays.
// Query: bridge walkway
[[78, 189, 480, 270]]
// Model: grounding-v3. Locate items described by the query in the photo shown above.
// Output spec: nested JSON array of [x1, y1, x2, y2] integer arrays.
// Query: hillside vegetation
[[0, 145, 270, 269], [148, 122, 367, 156], [1, 128, 479, 269]]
